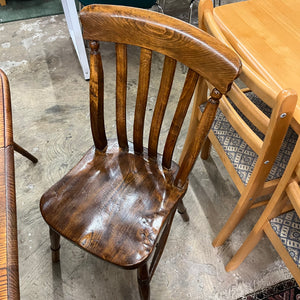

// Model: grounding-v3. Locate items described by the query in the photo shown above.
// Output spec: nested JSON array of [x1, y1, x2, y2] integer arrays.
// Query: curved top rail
[[80, 4, 241, 94]]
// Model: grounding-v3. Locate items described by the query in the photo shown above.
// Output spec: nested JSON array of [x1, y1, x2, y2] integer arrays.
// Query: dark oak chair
[[0, 69, 20, 299], [40, 5, 241, 299]]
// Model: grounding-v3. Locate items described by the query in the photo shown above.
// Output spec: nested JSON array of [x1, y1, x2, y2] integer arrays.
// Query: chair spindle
[[133, 48, 152, 154], [162, 68, 199, 169], [116, 43, 128, 150], [175, 88, 222, 188], [148, 56, 176, 158], [90, 41, 107, 150]]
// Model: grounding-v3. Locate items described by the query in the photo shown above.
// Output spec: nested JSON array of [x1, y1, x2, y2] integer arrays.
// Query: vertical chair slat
[[116, 43, 128, 150], [175, 88, 223, 188], [148, 56, 176, 158], [89, 41, 107, 151], [134, 48, 152, 154], [162, 69, 199, 169]]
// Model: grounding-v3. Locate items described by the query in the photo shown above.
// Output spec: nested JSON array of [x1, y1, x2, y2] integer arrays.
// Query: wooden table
[[214, 0, 300, 131]]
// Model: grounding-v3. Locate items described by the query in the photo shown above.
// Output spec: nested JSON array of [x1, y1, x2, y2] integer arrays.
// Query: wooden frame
[[0, 69, 20, 300], [181, 0, 297, 248], [39, 5, 241, 300], [226, 140, 300, 282]]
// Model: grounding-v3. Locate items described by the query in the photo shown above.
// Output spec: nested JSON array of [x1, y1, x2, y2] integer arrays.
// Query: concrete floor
[[0, 1, 292, 299]]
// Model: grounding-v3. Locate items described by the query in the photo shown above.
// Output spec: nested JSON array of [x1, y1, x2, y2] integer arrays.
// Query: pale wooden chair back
[[193, 0, 298, 247]]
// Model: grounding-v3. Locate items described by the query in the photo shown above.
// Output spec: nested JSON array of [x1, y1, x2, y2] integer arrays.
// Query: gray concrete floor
[[0, 1, 292, 299]]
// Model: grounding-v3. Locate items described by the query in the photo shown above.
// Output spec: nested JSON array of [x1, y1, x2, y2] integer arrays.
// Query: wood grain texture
[[80, 4, 241, 94], [148, 56, 176, 159], [89, 41, 107, 150], [41, 140, 186, 269], [134, 48, 152, 154], [162, 68, 199, 169], [196, 0, 298, 248], [116, 43, 128, 150], [41, 6, 241, 299], [0, 69, 20, 300], [213, 0, 300, 128]]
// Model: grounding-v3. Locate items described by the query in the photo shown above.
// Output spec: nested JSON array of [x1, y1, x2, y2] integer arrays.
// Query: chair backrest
[[0, 69, 20, 300], [80, 5, 241, 187], [199, 0, 297, 196]]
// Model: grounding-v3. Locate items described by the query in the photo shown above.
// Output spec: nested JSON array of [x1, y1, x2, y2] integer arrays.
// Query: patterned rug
[[238, 279, 300, 300]]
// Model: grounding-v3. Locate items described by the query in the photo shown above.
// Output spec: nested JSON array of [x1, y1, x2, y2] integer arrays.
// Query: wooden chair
[[39, 5, 241, 299], [182, 0, 298, 248], [0, 69, 20, 299], [225, 137, 300, 282]]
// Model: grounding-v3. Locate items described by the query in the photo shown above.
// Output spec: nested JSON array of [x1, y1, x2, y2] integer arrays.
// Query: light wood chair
[[39, 5, 241, 299], [0, 69, 20, 299], [0, 0, 6, 6], [226, 137, 300, 283], [181, 0, 298, 248]]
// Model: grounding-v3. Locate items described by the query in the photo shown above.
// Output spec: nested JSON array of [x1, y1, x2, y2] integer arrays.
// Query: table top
[[214, 0, 300, 126]]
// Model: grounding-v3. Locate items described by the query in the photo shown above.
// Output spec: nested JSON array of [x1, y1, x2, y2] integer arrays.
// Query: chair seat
[[270, 210, 300, 267], [211, 92, 297, 185], [40, 140, 186, 269]]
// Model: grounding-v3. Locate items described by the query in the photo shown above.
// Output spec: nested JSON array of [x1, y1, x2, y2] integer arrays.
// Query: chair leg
[[212, 195, 254, 247], [50, 228, 61, 263], [200, 137, 211, 160], [225, 226, 265, 271], [137, 263, 150, 300], [177, 199, 189, 222], [136, 211, 176, 299], [13, 142, 38, 163]]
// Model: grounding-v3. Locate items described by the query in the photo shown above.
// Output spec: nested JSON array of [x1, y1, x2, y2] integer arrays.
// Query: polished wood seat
[[40, 5, 241, 299], [41, 141, 185, 267]]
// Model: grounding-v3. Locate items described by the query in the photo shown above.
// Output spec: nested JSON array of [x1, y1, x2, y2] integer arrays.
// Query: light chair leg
[[137, 263, 150, 300], [61, 0, 90, 80], [50, 228, 61, 263], [225, 226, 265, 271], [13, 142, 38, 163], [212, 195, 254, 247]]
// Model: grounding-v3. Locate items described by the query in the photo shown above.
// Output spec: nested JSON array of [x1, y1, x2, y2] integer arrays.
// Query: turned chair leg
[[13, 142, 38, 163], [177, 199, 189, 222], [50, 228, 61, 263], [137, 263, 150, 300]]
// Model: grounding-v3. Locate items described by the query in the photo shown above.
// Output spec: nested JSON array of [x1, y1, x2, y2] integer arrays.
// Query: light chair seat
[[40, 140, 186, 269], [270, 210, 300, 267], [211, 92, 297, 185]]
